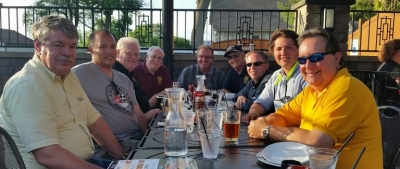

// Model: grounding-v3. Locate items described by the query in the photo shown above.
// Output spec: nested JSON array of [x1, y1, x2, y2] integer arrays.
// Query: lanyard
[[274, 62, 298, 86]]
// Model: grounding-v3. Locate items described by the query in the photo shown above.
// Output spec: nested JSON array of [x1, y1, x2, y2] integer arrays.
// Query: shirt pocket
[[69, 97, 88, 122]]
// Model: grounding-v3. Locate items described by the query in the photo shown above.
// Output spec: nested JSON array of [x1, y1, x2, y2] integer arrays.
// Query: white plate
[[262, 142, 309, 165], [256, 151, 280, 167]]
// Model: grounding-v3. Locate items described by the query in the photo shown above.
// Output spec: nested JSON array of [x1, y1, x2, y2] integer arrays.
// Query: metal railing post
[[162, 0, 174, 78]]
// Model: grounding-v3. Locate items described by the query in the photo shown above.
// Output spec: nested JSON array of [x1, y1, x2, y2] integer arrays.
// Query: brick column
[[291, 0, 355, 56]]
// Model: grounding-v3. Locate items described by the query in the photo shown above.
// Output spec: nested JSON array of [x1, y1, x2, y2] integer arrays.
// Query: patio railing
[[0, 6, 297, 52]]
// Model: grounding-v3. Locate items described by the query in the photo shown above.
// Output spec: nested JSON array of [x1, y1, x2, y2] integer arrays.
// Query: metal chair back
[[378, 106, 400, 169], [0, 126, 26, 169]]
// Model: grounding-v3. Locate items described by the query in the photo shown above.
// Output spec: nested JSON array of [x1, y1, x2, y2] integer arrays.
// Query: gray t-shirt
[[72, 62, 140, 138], [177, 64, 225, 90]]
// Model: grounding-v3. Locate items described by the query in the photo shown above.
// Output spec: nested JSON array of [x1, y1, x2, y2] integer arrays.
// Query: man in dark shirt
[[235, 51, 272, 112], [113, 37, 151, 113], [223, 45, 250, 93]]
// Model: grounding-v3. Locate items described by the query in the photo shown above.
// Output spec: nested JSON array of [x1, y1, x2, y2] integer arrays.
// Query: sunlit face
[[196, 48, 214, 71], [227, 51, 246, 70], [146, 48, 164, 73], [273, 37, 299, 70], [246, 53, 269, 83], [117, 42, 140, 71], [89, 33, 117, 68], [34, 29, 77, 77], [298, 36, 341, 92]]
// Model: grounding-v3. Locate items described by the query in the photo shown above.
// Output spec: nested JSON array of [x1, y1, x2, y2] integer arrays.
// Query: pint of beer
[[223, 110, 241, 142]]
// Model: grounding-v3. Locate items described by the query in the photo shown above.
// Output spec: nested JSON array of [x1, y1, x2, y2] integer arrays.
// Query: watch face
[[263, 126, 270, 139]]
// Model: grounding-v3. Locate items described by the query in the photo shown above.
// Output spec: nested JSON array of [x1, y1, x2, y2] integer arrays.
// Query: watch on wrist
[[262, 125, 271, 140]]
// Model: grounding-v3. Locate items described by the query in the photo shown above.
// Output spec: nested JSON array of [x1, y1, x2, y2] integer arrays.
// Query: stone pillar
[[292, 0, 355, 56]]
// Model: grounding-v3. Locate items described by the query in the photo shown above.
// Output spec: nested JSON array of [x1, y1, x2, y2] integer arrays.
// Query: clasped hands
[[246, 115, 269, 139]]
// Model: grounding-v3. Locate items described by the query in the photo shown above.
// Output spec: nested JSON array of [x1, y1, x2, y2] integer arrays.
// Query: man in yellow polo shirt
[[248, 27, 383, 169], [0, 15, 125, 169]]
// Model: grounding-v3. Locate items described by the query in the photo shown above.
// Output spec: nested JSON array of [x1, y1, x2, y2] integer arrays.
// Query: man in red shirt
[[133, 46, 173, 108]]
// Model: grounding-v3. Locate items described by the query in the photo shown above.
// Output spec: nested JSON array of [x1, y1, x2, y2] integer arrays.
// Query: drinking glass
[[223, 110, 241, 142], [307, 147, 339, 169]]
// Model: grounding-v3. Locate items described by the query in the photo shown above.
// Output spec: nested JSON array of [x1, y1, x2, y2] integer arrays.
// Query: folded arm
[[33, 145, 101, 169], [248, 112, 334, 148], [88, 117, 125, 159]]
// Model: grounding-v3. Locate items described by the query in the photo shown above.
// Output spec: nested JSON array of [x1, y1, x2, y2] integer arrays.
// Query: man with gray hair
[[234, 51, 272, 111], [0, 15, 125, 169], [134, 46, 173, 108], [113, 37, 151, 113]]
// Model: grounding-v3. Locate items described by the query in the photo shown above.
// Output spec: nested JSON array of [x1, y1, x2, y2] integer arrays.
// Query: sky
[[0, 0, 211, 41]]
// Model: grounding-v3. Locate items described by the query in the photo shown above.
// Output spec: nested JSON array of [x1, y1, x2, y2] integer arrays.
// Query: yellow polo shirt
[[0, 55, 101, 169], [276, 68, 383, 169]]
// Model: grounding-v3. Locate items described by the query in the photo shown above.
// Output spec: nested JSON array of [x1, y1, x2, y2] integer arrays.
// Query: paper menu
[[108, 158, 198, 169]]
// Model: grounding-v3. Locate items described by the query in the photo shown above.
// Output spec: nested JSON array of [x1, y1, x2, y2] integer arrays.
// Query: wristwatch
[[262, 125, 271, 140]]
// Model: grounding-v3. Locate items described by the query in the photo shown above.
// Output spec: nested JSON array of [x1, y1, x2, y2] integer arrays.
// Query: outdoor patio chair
[[0, 126, 26, 169], [378, 105, 400, 169]]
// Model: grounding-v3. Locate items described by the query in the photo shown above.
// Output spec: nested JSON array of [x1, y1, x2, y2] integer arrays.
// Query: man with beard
[[113, 37, 151, 113], [177, 44, 225, 90], [223, 45, 250, 93], [72, 30, 161, 159]]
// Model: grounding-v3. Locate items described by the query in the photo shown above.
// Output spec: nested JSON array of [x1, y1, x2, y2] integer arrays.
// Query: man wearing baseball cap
[[223, 45, 250, 93]]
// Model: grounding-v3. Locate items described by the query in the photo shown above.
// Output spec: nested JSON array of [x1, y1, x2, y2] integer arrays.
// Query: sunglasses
[[110, 81, 120, 96], [246, 61, 266, 67], [297, 52, 334, 65], [226, 52, 240, 61]]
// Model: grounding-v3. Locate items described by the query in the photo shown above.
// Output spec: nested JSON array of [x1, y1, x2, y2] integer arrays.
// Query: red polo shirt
[[133, 61, 173, 100]]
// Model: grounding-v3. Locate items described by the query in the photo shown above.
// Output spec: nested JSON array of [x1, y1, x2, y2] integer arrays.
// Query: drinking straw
[[351, 147, 366, 169], [199, 116, 213, 153], [333, 133, 355, 159]]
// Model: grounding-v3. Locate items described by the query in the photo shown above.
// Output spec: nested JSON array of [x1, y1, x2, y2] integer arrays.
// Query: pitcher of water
[[164, 88, 188, 156]]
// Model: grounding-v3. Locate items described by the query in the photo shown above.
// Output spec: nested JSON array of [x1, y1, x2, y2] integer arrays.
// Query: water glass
[[183, 111, 195, 133], [307, 147, 339, 169], [196, 109, 213, 131], [212, 111, 223, 131], [198, 129, 222, 159], [223, 110, 241, 142]]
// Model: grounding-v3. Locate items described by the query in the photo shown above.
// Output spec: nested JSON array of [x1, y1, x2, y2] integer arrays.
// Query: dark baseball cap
[[224, 45, 243, 57]]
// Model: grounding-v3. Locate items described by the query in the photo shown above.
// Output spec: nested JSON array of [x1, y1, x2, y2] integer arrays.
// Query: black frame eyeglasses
[[297, 52, 334, 65], [246, 61, 266, 67], [110, 81, 120, 96], [226, 52, 240, 61]]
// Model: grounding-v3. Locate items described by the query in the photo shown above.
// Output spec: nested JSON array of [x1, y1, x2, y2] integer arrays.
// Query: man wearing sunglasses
[[72, 30, 162, 160], [222, 45, 250, 93], [248, 27, 382, 169], [234, 51, 272, 111]]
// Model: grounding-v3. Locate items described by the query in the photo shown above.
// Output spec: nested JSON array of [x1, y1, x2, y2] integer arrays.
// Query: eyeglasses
[[198, 55, 213, 59], [124, 51, 140, 57], [246, 61, 266, 67], [150, 55, 164, 60], [226, 52, 240, 61], [297, 52, 334, 65], [110, 81, 120, 96]]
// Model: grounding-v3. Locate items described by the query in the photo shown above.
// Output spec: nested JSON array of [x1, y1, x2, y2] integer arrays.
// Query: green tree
[[350, 0, 400, 20], [129, 23, 190, 49], [23, 0, 143, 36]]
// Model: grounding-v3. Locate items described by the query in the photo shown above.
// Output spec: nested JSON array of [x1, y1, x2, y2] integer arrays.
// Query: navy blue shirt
[[223, 68, 250, 93]]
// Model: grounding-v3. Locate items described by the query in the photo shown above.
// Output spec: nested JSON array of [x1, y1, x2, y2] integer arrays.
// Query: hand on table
[[149, 95, 158, 108], [234, 96, 248, 110], [144, 109, 162, 122], [241, 112, 260, 124], [247, 117, 268, 139]]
